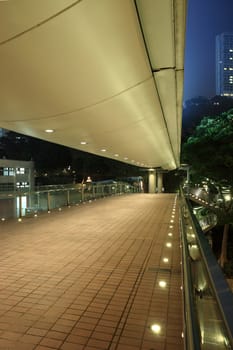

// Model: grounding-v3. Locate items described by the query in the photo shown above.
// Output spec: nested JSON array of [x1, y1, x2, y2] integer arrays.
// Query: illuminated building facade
[[216, 32, 233, 96], [0, 159, 34, 192]]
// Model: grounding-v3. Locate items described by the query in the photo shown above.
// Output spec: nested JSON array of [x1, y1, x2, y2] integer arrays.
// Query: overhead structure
[[0, 0, 186, 170]]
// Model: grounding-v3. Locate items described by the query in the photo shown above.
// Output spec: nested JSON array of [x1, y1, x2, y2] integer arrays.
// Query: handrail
[[180, 198, 202, 350], [0, 181, 140, 220], [180, 188, 233, 349], [186, 198, 233, 348]]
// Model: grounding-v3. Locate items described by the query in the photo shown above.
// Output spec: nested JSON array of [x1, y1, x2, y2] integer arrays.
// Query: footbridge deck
[[0, 194, 183, 350]]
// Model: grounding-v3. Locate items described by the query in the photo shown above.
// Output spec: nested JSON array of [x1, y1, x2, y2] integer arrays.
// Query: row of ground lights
[[150, 195, 183, 341]]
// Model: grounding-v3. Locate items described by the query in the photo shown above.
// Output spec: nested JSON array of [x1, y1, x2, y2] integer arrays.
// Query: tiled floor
[[0, 193, 183, 350]]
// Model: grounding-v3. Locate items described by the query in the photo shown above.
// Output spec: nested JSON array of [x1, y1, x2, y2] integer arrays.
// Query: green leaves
[[181, 109, 233, 183]]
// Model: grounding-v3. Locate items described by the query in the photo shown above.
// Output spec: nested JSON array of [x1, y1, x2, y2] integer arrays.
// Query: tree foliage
[[182, 95, 233, 140], [182, 109, 233, 268], [182, 109, 233, 183]]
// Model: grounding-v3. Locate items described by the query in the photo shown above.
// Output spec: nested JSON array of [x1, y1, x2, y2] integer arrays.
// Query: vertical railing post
[[18, 194, 22, 219], [47, 191, 51, 212]]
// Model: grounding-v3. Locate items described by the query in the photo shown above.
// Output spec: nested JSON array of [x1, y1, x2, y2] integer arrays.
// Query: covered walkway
[[0, 194, 183, 350]]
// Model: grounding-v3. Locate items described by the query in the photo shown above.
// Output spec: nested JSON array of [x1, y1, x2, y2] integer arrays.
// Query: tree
[[182, 109, 233, 183], [182, 109, 233, 268], [182, 95, 233, 141]]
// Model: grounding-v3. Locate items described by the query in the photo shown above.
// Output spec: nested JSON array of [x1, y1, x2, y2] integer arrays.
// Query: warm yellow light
[[163, 257, 169, 263], [168, 233, 173, 236], [224, 194, 231, 201], [159, 281, 167, 288], [44, 129, 54, 133], [166, 242, 172, 248], [80, 141, 87, 145], [151, 324, 161, 334]]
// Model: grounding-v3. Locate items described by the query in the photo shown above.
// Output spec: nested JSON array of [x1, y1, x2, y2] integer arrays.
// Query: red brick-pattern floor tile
[[0, 194, 183, 349]]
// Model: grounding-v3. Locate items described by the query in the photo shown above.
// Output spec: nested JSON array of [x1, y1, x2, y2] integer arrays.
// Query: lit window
[[3, 167, 15, 176], [16, 168, 25, 174], [3, 168, 8, 176], [224, 67, 227, 70]]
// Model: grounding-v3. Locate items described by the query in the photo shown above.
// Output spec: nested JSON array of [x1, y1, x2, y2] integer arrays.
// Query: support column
[[157, 172, 164, 193], [148, 169, 157, 193]]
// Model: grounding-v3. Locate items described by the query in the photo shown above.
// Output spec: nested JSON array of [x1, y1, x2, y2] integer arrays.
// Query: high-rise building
[[216, 32, 233, 96]]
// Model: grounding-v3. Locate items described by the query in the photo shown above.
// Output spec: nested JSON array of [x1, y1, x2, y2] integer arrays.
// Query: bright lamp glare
[[224, 194, 231, 201], [151, 324, 161, 334], [159, 281, 167, 288]]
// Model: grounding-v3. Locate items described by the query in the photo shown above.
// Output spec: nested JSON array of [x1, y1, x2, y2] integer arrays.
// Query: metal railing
[[180, 190, 233, 350], [0, 182, 140, 220]]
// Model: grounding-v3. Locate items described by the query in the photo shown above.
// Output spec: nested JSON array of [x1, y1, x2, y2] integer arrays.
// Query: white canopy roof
[[0, 0, 186, 170]]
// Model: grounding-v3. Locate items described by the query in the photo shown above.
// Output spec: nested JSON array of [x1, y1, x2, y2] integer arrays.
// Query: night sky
[[183, 0, 233, 101]]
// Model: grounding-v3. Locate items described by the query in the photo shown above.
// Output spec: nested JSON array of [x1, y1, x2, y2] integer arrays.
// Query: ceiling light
[[101, 149, 106, 152], [114, 154, 119, 157], [151, 324, 161, 334], [44, 129, 54, 133], [166, 242, 172, 248], [163, 258, 169, 263], [80, 141, 87, 145], [159, 281, 167, 288]]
